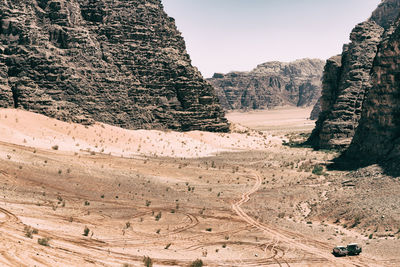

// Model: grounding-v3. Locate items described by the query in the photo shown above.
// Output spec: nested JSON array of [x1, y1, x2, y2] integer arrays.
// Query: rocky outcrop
[[307, 0, 400, 149], [307, 23, 384, 148], [0, 61, 13, 107], [309, 56, 343, 122], [370, 0, 400, 29], [207, 59, 324, 110], [346, 18, 400, 166], [0, 0, 229, 131], [309, 97, 321, 120]]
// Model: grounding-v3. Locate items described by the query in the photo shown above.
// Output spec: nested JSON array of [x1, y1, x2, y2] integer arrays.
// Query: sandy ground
[[226, 107, 315, 132], [0, 108, 399, 267], [0, 109, 281, 159]]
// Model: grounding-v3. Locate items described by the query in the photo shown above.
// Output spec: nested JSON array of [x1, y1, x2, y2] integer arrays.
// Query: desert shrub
[[83, 226, 90, 236], [38, 237, 50, 246], [51, 145, 59, 150], [312, 165, 324, 175], [143, 256, 153, 267], [24, 226, 39, 238], [369, 234, 373, 239], [164, 243, 171, 249], [190, 259, 203, 267], [350, 216, 361, 228]]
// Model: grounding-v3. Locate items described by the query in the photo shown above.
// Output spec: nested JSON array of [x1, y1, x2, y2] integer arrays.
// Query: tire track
[[231, 169, 382, 267]]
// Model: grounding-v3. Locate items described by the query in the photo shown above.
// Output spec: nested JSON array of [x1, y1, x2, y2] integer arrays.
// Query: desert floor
[[0, 108, 399, 267]]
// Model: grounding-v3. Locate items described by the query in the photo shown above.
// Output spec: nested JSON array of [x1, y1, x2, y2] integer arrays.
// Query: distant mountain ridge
[[207, 58, 325, 111]]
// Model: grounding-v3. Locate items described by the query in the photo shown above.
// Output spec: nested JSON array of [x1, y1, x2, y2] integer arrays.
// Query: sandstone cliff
[[346, 17, 400, 167], [0, 0, 229, 132], [307, 0, 400, 149], [207, 59, 324, 110]]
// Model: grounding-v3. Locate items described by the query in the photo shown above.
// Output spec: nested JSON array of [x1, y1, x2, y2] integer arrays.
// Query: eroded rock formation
[[207, 59, 324, 110], [0, 0, 229, 131], [346, 18, 400, 166], [308, 0, 400, 149], [309, 98, 321, 120]]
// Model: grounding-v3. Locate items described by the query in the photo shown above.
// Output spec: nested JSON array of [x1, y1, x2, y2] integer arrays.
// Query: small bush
[[205, 228, 212, 232], [51, 145, 59, 150], [24, 226, 38, 238], [38, 237, 50, 246], [164, 243, 171, 249], [25, 228, 33, 238], [83, 226, 90, 236], [190, 259, 203, 267], [312, 165, 324, 175], [143, 256, 153, 267]]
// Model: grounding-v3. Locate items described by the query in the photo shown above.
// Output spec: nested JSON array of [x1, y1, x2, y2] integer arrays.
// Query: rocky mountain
[[346, 17, 400, 167], [307, 0, 400, 149], [0, 0, 229, 132], [207, 59, 325, 110]]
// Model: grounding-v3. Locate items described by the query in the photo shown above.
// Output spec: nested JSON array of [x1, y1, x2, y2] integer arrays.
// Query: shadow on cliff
[[326, 154, 400, 178]]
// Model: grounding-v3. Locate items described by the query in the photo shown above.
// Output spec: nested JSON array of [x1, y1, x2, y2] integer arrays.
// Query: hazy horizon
[[162, 0, 382, 78]]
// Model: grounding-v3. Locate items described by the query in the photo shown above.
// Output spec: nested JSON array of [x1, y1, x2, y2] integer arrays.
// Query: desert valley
[[1, 0, 400, 266], [0, 107, 399, 267]]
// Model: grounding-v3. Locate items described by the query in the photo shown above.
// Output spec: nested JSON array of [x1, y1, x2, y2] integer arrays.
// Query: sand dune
[[0, 109, 281, 159]]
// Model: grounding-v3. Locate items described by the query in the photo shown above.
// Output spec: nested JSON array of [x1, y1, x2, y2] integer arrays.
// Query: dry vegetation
[[0, 108, 399, 266]]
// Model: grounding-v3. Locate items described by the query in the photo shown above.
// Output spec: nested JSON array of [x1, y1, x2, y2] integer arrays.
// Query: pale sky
[[162, 0, 382, 78]]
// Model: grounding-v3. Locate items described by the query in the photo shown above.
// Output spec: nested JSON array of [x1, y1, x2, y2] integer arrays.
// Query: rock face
[[307, 0, 400, 149], [309, 97, 321, 120], [370, 0, 400, 29], [346, 18, 400, 165], [207, 59, 325, 110], [0, 0, 229, 131]]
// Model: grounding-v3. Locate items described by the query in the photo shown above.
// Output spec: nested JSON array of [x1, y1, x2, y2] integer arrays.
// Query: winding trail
[[231, 170, 383, 267]]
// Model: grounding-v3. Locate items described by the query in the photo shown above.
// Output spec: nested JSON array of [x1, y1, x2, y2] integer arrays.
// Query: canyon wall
[[346, 18, 400, 166], [0, 0, 229, 131], [307, 0, 400, 149]]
